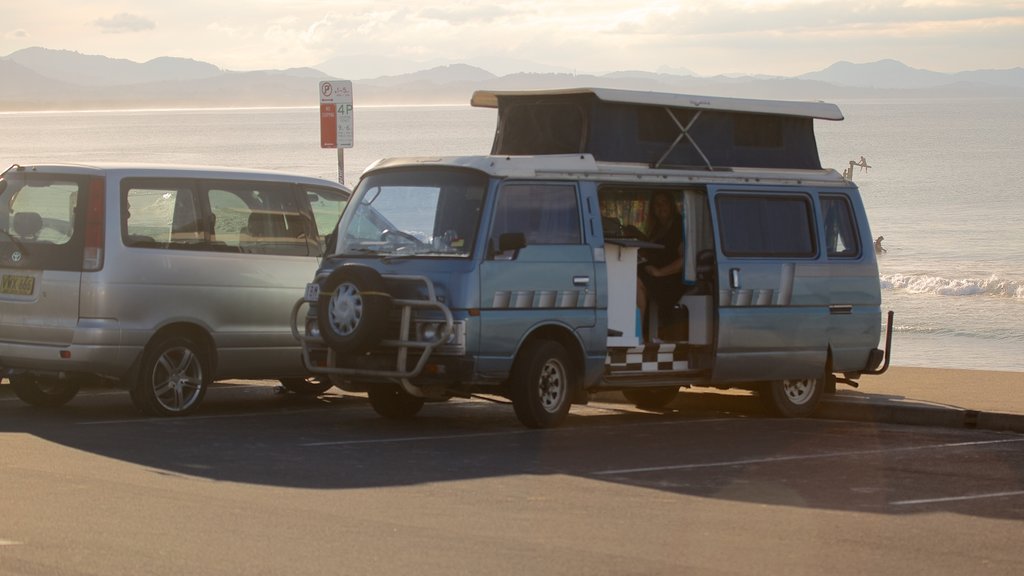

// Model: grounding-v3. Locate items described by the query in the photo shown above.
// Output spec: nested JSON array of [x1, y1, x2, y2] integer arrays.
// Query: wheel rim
[[781, 378, 817, 406], [151, 346, 204, 412], [537, 357, 568, 413], [327, 282, 362, 336]]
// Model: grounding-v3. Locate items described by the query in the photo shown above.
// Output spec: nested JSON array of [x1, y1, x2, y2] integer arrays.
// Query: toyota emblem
[[11, 250, 22, 263]]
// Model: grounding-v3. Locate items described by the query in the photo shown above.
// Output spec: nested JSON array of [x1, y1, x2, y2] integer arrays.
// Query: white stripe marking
[[302, 417, 738, 447], [594, 438, 1024, 476], [891, 490, 1024, 506], [80, 406, 334, 425], [0, 539, 22, 546]]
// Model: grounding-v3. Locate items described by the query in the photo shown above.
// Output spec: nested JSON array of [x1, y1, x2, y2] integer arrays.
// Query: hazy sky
[[2, 1, 1022, 76]]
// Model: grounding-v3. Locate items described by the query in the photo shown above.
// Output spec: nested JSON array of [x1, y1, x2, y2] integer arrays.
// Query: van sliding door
[[710, 190, 828, 381]]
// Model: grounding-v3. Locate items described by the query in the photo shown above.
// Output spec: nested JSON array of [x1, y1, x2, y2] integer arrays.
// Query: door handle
[[829, 304, 853, 315], [729, 268, 741, 289], [572, 275, 590, 286]]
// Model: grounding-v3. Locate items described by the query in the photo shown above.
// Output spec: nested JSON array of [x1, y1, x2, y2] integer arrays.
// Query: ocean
[[2, 98, 1022, 372]]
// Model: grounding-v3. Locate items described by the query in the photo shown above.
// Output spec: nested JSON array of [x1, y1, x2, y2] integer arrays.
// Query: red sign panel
[[320, 103, 337, 148]]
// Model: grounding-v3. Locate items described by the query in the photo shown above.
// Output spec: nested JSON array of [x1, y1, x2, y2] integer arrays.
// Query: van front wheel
[[132, 335, 210, 417], [510, 340, 573, 429], [759, 377, 823, 417], [367, 385, 425, 419], [11, 373, 80, 407]]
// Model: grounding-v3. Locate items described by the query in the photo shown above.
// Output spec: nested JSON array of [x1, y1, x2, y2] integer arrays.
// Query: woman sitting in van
[[635, 191, 685, 339]]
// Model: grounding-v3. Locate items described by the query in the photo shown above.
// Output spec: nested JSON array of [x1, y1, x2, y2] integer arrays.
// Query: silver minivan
[[0, 163, 349, 415]]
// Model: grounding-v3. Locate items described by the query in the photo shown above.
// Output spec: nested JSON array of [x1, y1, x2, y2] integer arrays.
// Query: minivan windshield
[[336, 167, 487, 258]]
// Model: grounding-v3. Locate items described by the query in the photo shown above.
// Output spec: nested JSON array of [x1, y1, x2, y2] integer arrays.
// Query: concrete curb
[[815, 399, 1024, 433], [593, 391, 1024, 434]]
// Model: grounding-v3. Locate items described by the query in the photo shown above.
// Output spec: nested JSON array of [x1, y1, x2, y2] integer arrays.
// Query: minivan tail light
[[82, 177, 105, 271]]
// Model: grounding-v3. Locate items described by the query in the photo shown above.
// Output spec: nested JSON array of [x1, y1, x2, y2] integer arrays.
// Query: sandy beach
[[837, 366, 1023, 416]]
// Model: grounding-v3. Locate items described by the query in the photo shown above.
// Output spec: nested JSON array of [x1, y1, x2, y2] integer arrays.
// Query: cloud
[[94, 13, 156, 34], [5, 29, 30, 39]]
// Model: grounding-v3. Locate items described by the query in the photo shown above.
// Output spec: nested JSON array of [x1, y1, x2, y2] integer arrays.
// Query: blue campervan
[[290, 88, 892, 428]]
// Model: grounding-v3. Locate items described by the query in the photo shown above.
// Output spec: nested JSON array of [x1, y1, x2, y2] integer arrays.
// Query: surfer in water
[[874, 235, 886, 254]]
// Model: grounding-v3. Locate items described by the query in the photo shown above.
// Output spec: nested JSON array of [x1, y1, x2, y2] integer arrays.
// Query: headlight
[[419, 322, 441, 342]]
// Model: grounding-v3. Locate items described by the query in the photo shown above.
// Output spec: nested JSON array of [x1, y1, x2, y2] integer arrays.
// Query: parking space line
[[0, 539, 21, 546], [301, 430, 535, 446], [79, 406, 335, 425], [593, 437, 1024, 476], [301, 418, 738, 447], [891, 490, 1024, 506]]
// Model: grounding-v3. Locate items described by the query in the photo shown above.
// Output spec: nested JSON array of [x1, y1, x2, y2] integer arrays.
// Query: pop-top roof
[[471, 87, 844, 121], [470, 87, 844, 171]]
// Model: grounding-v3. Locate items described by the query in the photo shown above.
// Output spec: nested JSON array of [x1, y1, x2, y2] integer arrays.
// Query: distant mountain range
[[1, 47, 1021, 111]]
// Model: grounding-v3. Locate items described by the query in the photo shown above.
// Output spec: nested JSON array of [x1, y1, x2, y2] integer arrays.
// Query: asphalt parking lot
[[2, 380, 1023, 575]]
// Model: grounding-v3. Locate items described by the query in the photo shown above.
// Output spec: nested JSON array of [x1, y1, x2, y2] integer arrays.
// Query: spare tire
[[317, 265, 391, 354]]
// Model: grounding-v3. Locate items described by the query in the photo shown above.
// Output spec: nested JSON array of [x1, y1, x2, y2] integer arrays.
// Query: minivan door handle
[[729, 268, 741, 289], [572, 275, 590, 286]]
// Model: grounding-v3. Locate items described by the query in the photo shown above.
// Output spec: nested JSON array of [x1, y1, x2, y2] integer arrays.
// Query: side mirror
[[498, 232, 527, 252]]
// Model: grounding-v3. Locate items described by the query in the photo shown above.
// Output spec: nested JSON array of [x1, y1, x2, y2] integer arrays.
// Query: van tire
[[759, 377, 823, 417], [510, 340, 573, 428], [317, 266, 391, 354], [623, 387, 679, 409], [367, 385, 425, 419], [132, 335, 210, 416], [279, 377, 334, 395], [11, 373, 80, 407]]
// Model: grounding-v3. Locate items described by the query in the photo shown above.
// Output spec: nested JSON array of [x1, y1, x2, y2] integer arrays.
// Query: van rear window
[[0, 172, 88, 272], [716, 194, 816, 257]]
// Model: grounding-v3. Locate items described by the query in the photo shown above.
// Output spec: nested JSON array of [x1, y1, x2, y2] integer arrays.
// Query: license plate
[[304, 282, 320, 302], [1, 274, 35, 296]]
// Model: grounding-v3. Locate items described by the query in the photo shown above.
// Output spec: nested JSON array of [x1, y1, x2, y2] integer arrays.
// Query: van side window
[[205, 182, 315, 256], [821, 194, 860, 258], [124, 183, 195, 246], [303, 185, 349, 238], [491, 183, 581, 248], [716, 194, 816, 257]]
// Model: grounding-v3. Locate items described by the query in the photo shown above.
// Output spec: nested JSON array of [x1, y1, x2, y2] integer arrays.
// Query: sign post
[[319, 80, 354, 185]]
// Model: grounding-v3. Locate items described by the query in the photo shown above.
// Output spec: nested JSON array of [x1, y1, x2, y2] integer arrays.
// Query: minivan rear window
[[0, 172, 88, 271], [716, 194, 816, 257]]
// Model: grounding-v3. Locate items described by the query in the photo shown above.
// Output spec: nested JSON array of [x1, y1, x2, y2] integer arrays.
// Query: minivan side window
[[304, 186, 349, 238], [122, 178, 321, 256], [490, 183, 581, 248], [821, 194, 860, 258], [124, 182, 197, 246], [205, 182, 314, 256], [716, 194, 816, 257]]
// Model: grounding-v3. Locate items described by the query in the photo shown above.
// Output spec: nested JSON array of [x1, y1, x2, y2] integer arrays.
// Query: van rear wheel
[[11, 373, 80, 407], [759, 377, 823, 417], [510, 340, 573, 429], [132, 335, 210, 417]]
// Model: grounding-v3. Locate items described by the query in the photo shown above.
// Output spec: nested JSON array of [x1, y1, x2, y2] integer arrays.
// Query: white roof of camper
[[364, 154, 851, 186], [470, 87, 844, 121]]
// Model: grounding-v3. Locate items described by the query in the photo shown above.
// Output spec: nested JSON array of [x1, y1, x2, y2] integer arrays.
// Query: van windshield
[[336, 168, 486, 258]]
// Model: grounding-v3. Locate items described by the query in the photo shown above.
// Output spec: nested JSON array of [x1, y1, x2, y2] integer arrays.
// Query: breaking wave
[[881, 273, 1024, 298]]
